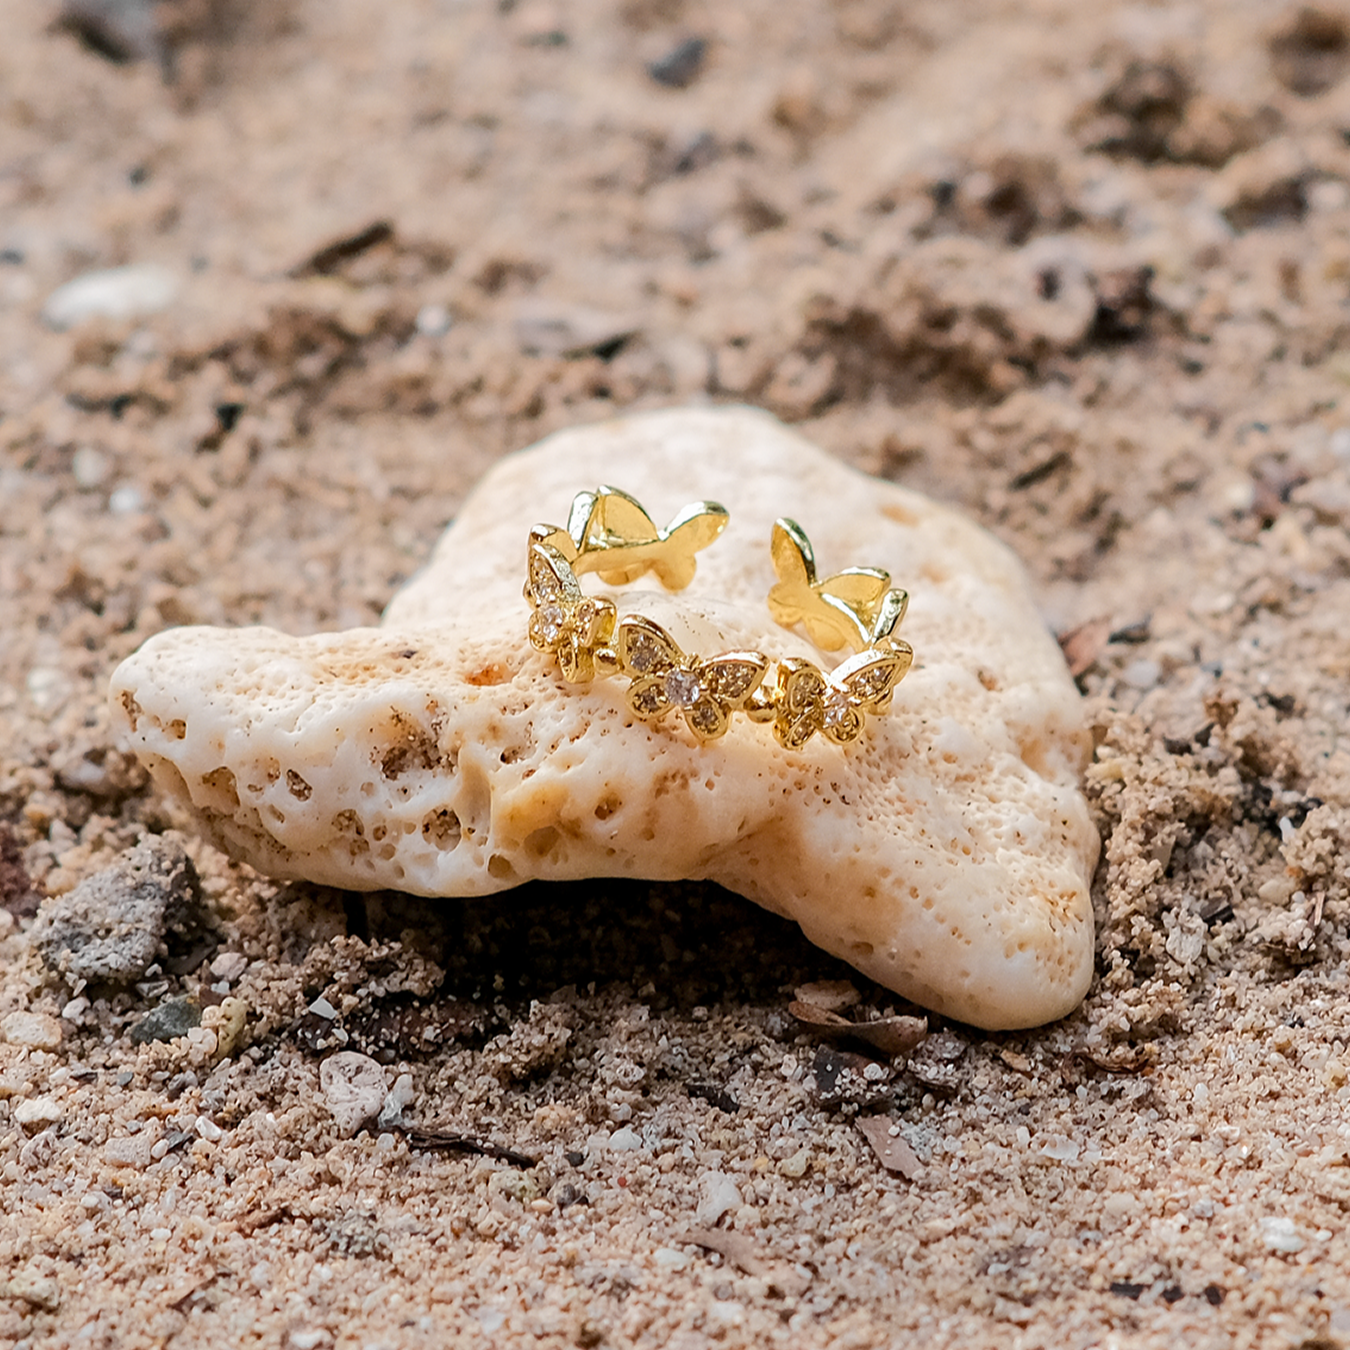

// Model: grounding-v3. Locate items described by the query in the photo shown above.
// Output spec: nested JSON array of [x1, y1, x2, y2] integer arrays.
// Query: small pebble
[[376, 1071, 416, 1130], [648, 35, 707, 88], [209, 951, 249, 983], [694, 1171, 742, 1227], [1120, 657, 1161, 691], [608, 1127, 643, 1151], [320, 1051, 388, 1137], [131, 996, 202, 1044], [1260, 1216, 1305, 1254], [415, 303, 452, 336], [72, 446, 111, 489], [195, 1115, 223, 1143], [14, 1097, 63, 1131], [60, 996, 90, 1021], [33, 837, 203, 985], [0, 1276, 61, 1312], [108, 485, 145, 515], [777, 1148, 811, 1179], [104, 1134, 156, 1169], [1, 1010, 63, 1050], [42, 263, 178, 330]]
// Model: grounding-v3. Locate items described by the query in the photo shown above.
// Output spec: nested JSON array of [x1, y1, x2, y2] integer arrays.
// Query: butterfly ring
[[524, 487, 914, 750]]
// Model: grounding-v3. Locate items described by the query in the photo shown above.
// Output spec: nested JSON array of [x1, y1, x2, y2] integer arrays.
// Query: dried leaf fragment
[[685, 1228, 809, 1298], [789, 1000, 928, 1056], [855, 1115, 924, 1180]]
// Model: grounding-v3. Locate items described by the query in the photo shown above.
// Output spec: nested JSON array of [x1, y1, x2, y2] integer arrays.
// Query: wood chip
[[855, 1115, 923, 1180], [397, 1124, 536, 1168], [290, 221, 394, 278]]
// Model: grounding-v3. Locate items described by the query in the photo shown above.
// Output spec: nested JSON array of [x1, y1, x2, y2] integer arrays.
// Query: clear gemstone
[[628, 636, 658, 672], [537, 604, 566, 643], [822, 689, 852, 729], [664, 668, 702, 707]]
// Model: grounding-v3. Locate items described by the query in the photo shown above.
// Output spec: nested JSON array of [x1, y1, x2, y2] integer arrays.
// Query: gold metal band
[[525, 488, 913, 749]]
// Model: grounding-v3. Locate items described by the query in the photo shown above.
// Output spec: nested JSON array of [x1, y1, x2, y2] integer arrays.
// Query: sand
[[4, 0, 1350, 1346]]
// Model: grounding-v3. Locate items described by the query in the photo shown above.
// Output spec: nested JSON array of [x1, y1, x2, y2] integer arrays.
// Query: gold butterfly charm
[[537, 486, 729, 590], [767, 518, 906, 652], [617, 615, 770, 742], [526, 541, 617, 684], [773, 643, 914, 750]]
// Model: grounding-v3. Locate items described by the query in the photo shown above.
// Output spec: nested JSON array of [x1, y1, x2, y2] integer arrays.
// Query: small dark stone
[[131, 996, 202, 1044], [687, 1081, 739, 1113], [214, 402, 244, 433], [565, 1150, 585, 1168], [1203, 1283, 1225, 1306], [554, 1183, 588, 1211], [32, 836, 203, 984], [648, 36, 707, 89], [164, 1072, 197, 1099], [1110, 1281, 1145, 1300], [1162, 1285, 1184, 1304]]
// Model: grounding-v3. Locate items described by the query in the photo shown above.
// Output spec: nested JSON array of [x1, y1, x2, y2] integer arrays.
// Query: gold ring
[[525, 487, 913, 749]]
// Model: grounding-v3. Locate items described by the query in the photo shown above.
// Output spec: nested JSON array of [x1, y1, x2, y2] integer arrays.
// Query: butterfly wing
[[773, 658, 829, 750], [767, 518, 820, 632], [527, 540, 584, 609], [818, 567, 890, 616], [835, 644, 913, 714], [592, 486, 659, 551], [617, 616, 686, 721], [654, 500, 730, 589], [870, 588, 910, 645]]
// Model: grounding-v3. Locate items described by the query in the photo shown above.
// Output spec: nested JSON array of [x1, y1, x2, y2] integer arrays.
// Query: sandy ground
[[5, 0, 1350, 1346]]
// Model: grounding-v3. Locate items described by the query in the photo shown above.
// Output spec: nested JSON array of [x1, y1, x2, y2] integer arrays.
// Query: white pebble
[[608, 1127, 643, 1152], [195, 1116, 223, 1143], [14, 1097, 62, 1130], [42, 263, 178, 330], [694, 1171, 742, 1228], [61, 997, 90, 1021], [1260, 1216, 1305, 1254], [376, 1072, 416, 1130], [320, 1051, 388, 1137], [105, 1135, 156, 1169], [1, 1010, 63, 1050], [1038, 1136, 1081, 1162], [72, 446, 110, 488], [1120, 658, 1161, 691], [209, 951, 249, 983], [415, 303, 452, 337], [108, 485, 145, 515], [150, 1227, 172, 1242]]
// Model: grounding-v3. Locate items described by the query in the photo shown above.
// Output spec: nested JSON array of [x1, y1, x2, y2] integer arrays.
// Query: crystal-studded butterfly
[[616, 615, 770, 742], [525, 540, 617, 684], [773, 643, 913, 750]]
